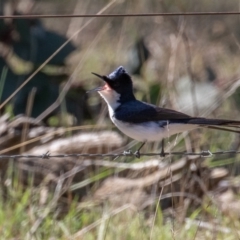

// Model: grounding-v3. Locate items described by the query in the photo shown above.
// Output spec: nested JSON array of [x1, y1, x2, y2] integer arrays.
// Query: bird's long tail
[[188, 118, 240, 134]]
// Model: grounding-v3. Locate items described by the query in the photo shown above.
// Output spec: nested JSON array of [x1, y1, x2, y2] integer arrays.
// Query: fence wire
[[0, 149, 239, 159], [2, 12, 240, 19], [0, 10, 239, 160]]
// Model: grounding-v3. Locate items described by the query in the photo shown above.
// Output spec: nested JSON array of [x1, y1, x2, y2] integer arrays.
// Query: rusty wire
[[0, 10, 239, 159], [1, 12, 240, 19], [0, 149, 239, 159]]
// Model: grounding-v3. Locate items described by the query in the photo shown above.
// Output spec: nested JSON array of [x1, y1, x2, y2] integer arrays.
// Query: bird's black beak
[[87, 72, 109, 93], [91, 72, 105, 80]]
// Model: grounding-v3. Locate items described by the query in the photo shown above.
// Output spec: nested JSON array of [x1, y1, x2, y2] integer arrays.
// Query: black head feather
[[92, 66, 135, 102]]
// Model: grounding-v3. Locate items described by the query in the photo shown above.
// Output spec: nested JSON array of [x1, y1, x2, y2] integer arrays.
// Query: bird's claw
[[160, 149, 165, 157], [160, 139, 166, 157], [134, 150, 141, 158]]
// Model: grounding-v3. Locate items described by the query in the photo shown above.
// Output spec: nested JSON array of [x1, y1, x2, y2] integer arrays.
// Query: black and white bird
[[91, 66, 240, 158]]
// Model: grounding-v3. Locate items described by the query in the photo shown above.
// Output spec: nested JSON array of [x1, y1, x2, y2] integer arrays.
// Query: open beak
[[87, 72, 108, 93], [91, 72, 105, 80]]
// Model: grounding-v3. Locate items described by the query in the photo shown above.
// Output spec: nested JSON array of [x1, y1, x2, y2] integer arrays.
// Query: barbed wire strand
[[0, 149, 239, 159], [0, 11, 239, 160], [2, 12, 240, 19]]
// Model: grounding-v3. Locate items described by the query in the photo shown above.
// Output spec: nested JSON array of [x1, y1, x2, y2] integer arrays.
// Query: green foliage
[[2, 0, 240, 239], [0, 66, 7, 103], [0, 178, 239, 239]]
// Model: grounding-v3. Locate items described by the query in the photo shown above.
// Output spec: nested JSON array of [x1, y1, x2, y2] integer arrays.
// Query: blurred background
[[1, 0, 240, 239]]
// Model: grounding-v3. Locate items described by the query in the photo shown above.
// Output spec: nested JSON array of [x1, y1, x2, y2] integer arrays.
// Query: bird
[[90, 66, 240, 158]]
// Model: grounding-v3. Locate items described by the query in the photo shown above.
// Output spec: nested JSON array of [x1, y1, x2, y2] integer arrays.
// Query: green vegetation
[[0, 181, 240, 239], [2, 0, 240, 239]]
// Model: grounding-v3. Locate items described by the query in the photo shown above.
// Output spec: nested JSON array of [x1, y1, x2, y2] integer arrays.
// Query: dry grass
[[2, 0, 240, 239]]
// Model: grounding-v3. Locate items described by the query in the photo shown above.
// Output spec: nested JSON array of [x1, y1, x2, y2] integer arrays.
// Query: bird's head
[[90, 66, 135, 105]]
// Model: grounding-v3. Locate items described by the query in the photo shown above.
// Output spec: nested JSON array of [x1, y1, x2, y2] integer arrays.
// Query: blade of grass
[[0, 66, 8, 103]]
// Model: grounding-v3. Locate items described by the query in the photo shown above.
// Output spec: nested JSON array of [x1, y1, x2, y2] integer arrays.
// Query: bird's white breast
[[98, 88, 198, 142], [111, 117, 198, 142], [98, 88, 121, 119], [99, 87, 120, 107]]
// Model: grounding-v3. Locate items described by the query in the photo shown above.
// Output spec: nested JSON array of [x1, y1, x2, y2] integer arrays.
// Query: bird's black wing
[[114, 101, 192, 124], [114, 101, 240, 133]]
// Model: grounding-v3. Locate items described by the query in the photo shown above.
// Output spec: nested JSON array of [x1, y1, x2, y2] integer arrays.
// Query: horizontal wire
[[1, 12, 240, 19], [0, 149, 239, 159]]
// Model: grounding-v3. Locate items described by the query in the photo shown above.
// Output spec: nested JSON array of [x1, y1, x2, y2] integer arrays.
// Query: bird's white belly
[[111, 117, 198, 142]]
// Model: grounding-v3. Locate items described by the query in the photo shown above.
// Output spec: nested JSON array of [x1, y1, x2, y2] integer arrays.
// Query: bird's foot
[[160, 139, 165, 157], [134, 142, 146, 158], [160, 149, 165, 157], [134, 150, 141, 159]]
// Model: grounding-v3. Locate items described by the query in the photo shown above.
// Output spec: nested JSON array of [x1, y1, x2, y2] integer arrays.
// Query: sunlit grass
[[0, 180, 239, 240], [0, 161, 239, 239], [2, 0, 240, 239]]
